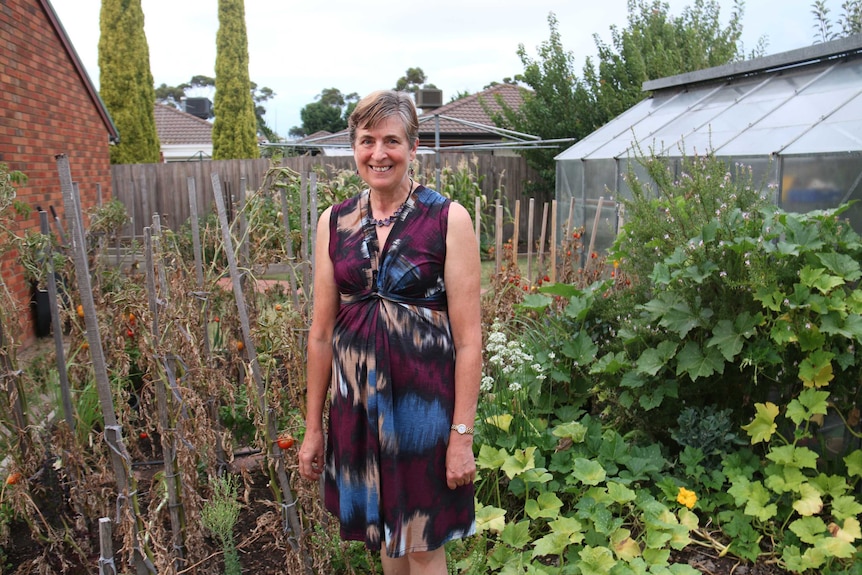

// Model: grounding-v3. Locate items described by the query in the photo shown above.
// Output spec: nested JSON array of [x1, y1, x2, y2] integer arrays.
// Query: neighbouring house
[[154, 103, 214, 162], [556, 33, 862, 251], [0, 0, 119, 342], [290, 83, 529, 155]]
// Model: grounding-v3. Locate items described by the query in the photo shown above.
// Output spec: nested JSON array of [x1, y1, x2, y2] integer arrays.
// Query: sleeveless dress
[[323, 185, 476, 558]]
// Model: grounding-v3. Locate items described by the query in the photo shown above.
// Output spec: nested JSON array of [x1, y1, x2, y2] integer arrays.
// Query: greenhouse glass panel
[[780, 154, 862, 224], [589, 90, 714, 159]]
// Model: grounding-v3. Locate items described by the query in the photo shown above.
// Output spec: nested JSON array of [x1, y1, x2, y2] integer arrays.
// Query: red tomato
[[277, 436, 294, 450]]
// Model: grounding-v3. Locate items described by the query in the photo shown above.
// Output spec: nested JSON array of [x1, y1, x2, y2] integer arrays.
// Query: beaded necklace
[[370, 178, 413, 227]]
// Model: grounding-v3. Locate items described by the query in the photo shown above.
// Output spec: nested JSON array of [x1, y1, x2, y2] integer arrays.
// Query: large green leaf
[[799, 266, 845, 294], [785, 388, 829, 426], [577, 546, 617, 575], [501, 446, 537, 479], [741, 402, 779, 443], [675, 341, 725, 380], [635, 341, 678, 375], [571, 457, 607, 485], [706, 312, 759, 361], [500, 519, 532, 549], [816, 252, 862, 281], [561, 331, 598, 366], [525, 491, 563, 519]]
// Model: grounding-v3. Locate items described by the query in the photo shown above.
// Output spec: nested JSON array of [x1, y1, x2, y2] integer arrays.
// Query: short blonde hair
[[348, 90, 419, 148]]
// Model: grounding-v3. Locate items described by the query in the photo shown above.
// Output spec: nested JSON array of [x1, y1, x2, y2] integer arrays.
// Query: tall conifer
[[212, 0, 259, 160], [98, 0, 160, 164]]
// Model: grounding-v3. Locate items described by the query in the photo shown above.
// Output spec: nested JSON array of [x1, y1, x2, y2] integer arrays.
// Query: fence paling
[[210, 172, 310, 572], [56, 154, 157, 574]]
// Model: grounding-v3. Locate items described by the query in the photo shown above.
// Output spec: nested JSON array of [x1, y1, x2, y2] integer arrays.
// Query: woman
[[298, 90, 482, 574]]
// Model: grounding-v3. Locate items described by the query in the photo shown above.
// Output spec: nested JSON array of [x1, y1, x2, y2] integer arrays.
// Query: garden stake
[[550, 199, 558, 282], [309, 172, 319, 268], [188, 176, 228, 471], [538, 202, 549, 279], [495, 202, 503, 274], [527, 198, 535, 284], [49, 205, 68, 246], [473, 196, 481, 249], [56, 154, 156, 574], [586, 196, 604, 272], [210, 173, 311, 574], [299, 173, 310, 301], [278, 188, 301, 312], [0, 322, 29, 458], [39, 210, 74, 429], [145, 227, 186, 571], [512, 199, 521, 262], [98, 517, 117, 575]]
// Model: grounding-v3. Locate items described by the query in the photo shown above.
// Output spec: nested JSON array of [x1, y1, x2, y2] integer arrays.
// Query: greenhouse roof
[[556, 33, 862, 162]]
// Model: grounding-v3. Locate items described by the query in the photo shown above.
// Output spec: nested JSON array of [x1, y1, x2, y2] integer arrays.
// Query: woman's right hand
[[298, 429, 325, 481]]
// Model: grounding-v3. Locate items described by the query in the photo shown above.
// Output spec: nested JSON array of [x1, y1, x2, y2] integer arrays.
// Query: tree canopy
[[98, 0, 160, 164], [212, 0, 259, 159], [289, 88, 358, 138], [492, 1, 752, 191], [394, 67, 437, 93], [811, 0, 862, 42]]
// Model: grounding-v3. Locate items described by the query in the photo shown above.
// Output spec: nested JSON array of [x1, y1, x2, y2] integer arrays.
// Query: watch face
[[455, 424, 466, 434]]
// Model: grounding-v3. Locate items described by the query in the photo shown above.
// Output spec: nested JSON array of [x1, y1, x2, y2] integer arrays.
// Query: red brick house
[[0, 0, 118, 342]]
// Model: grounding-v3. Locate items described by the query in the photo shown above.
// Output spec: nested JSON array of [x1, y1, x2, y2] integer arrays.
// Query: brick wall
[[0, 0, 114, 344]]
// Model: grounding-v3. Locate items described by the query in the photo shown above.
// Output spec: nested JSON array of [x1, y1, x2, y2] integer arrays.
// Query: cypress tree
[[98, 0, 160, 164], [212, 0, 259, 160]]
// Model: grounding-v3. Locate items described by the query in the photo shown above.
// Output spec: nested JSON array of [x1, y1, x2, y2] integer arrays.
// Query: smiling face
[[353, 115, 417, 196]]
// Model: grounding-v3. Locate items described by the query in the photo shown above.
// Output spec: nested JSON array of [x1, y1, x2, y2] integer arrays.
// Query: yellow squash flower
[[677, 486, 697, 509]]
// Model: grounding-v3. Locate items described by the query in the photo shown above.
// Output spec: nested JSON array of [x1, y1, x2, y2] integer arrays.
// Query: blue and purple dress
[[323, 185, 475, 558]]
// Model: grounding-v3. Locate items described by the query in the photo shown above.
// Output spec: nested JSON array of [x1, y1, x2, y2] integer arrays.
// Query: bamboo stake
[[210, 173, 309, 568], [238, 176, 250, 275], [187, 178, 205, 289], [309, 172, 319, 269], [538, 202, 549, 278], [145, 228, 186, 571], [40, 210, 73, 429], [587, 197, 605, 266], [279, 189, 300, 312], [527, 199, 535, 284], [550, 200, 558, 283], [299, 173, 310, 301], [55, 154, 156, 574]]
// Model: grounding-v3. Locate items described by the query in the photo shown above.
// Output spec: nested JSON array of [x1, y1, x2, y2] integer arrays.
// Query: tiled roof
[[418, 83, 526, 136], [288, 84, 528, 150], [154, 104, 213, 145]]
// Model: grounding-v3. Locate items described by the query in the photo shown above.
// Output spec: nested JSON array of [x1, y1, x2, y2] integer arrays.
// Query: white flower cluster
[[483, 323, 546, 393]]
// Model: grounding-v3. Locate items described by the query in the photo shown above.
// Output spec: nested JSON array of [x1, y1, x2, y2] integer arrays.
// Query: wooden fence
[[110, 153, 543, 238]]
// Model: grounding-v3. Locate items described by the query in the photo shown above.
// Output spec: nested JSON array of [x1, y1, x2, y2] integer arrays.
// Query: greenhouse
[[556, 33, 862, 251]]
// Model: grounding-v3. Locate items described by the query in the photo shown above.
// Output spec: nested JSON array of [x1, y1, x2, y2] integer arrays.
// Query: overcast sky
[[50, 0, 821, 138]]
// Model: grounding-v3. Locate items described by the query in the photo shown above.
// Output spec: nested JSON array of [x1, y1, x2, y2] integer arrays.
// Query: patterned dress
[[323, 185, 476, 558]]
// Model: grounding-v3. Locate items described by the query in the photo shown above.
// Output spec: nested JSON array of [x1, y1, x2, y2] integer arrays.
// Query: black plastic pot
[[30, 286, 50, 338]]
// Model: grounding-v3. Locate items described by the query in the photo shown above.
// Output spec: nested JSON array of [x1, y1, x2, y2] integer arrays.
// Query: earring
[[409, 167, 415, 177]]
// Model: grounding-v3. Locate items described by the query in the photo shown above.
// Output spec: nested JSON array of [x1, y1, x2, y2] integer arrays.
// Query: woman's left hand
[[445, 436, 476, 490]]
